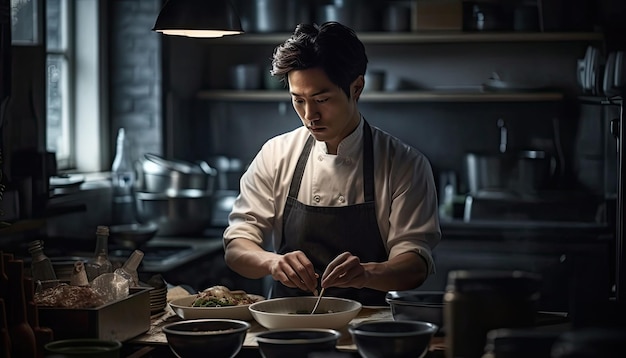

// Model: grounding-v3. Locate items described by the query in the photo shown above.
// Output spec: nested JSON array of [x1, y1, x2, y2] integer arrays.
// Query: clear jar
[[444, 270, 541, 358]]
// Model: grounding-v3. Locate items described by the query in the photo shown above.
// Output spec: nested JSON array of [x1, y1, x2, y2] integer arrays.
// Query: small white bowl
[[248, 296, 362, 330]]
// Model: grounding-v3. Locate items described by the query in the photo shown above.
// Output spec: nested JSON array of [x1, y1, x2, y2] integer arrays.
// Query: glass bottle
[[27, 240, 57, 283], [85, 226, 113, 282], [111, 127, 136, 225], [114, 250, 144, 287]]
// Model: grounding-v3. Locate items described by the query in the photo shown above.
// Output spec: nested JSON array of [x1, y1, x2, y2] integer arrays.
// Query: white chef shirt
[[223, 118, 441, 274]]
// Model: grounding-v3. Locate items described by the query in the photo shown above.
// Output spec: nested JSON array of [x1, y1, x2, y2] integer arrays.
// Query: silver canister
[[444, 270, 541, 358]]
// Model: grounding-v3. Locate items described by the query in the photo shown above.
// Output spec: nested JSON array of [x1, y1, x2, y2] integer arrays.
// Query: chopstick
[[310, 288, 325, 315]]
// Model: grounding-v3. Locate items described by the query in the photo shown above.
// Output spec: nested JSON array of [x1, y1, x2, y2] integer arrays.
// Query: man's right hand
[[269, 250, 319, 294]]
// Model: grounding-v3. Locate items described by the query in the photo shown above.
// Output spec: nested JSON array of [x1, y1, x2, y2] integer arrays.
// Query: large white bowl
[[248, 296, 362, 330], [169, 294, 265, 321]]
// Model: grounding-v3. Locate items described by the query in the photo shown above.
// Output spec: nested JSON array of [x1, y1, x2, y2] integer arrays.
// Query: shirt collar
[[314, 116, 363, 158]]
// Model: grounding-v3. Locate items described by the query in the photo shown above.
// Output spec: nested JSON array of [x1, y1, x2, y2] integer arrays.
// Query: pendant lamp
[[152, 0, 244, 38]]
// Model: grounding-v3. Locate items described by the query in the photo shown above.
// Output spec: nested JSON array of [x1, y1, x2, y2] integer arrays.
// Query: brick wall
[[109, 0, 162, 162]]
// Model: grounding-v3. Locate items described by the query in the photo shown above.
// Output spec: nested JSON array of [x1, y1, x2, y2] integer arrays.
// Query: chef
[[223, 22, 440, 306]]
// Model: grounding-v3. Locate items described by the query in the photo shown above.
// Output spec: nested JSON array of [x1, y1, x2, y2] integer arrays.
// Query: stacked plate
[[149, 286, 167, 314]]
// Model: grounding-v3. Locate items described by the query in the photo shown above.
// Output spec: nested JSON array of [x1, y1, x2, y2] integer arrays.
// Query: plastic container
[[38, 287, 151, 341]]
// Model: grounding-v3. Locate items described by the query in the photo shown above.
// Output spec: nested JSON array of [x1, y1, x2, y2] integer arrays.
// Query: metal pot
[[465, 152, 516, 194], [465, 150, 557, 195], [140, 154, 216, 193], [135, 189, 213, 236]]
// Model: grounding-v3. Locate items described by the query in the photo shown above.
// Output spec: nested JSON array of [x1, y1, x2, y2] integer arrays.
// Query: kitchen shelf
[[196, 90, 565, 103], [208, 31, 603, 45]]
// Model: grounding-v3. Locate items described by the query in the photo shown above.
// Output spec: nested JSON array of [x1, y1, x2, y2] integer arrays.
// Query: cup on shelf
[[263, 65, 284, 90], [364, 70, 386, 92], [230, 64, 261, 90]]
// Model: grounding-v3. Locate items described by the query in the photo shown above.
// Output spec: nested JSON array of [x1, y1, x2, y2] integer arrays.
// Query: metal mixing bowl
[[141, 154, 216, 193]]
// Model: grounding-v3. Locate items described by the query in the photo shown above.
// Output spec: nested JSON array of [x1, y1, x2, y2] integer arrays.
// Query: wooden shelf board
[[197, 90, 564, 103], [206, 32, 603, 45]]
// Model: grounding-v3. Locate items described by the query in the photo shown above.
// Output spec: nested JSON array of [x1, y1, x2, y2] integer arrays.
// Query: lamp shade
[[152, 0, 244, 38]]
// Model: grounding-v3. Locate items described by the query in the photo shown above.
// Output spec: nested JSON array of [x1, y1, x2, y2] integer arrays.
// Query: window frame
[[45, 0, 108, 173]]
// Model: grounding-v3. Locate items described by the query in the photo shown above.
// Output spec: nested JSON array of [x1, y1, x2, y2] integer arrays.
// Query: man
[[223, 22, 440, 305]]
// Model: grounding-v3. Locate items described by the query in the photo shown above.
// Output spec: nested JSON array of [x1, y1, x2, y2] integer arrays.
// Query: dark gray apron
[[272, 120, 388, 306]]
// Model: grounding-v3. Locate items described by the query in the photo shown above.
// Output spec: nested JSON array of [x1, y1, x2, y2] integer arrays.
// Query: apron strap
[[288, 135, 315, 199], [362, 119, 375, 203]]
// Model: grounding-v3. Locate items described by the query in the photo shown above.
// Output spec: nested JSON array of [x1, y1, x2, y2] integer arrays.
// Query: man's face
[[287, 67, 363, 154]]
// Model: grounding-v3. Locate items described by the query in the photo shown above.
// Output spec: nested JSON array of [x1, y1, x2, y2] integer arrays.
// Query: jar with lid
[[444, 270, 541, 358], [85, 226, 113, 282]]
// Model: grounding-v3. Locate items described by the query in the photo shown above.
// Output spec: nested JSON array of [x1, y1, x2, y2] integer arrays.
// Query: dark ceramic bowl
[[385, 290, 444, 332], [255, 328, 341, 358], [349, 320, 438, 358], [44, 339, 122, 358], [162, 319, 251, 358]]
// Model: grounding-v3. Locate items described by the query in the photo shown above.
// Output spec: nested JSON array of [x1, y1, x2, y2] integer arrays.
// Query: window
[[45, 0, 71, 169], [44, 0, 106, 173]]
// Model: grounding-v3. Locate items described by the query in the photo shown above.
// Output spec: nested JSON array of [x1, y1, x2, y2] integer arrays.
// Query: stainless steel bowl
[[141, 154, 216, 193], [135, 189, 213, 236]]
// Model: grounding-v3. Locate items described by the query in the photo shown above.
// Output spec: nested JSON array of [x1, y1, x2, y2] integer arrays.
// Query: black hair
[[271, 22, 368, 98]]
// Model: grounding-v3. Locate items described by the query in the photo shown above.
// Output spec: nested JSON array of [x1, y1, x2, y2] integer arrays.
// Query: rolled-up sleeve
[[374, 131, 441, 274]]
